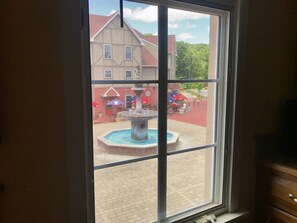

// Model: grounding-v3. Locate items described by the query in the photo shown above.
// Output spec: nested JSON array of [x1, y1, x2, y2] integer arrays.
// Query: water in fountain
[[104, 129, 173, 145]]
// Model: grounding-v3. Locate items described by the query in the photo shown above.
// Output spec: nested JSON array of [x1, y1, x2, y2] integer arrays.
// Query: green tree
[[176, 41, 209, 80]]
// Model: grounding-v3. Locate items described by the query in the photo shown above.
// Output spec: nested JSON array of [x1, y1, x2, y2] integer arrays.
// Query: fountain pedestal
[[131, 120, 148, 140], [118, 109, 158, 141]]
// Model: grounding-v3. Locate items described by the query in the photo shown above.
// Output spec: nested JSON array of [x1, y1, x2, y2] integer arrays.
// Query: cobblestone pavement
[[93, 120, 210, 223]]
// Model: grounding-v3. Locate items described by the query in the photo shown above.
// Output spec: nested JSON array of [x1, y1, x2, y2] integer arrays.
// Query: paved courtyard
[[93, 119, 212, 223]]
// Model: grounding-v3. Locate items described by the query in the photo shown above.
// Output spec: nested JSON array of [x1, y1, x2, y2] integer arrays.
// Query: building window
[[88, 0, 239, 222], [104, 44, 112, 59], [125, 95, 133, 109], [104, 69, 112, 78], [125, 70, 132, 79], [125, 46, 132, 60]]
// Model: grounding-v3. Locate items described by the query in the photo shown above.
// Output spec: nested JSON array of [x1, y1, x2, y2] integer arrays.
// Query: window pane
[[167, 83, 216, 152], [95, 160, 157, 222], [92, 83, 159, 166], [104, 44, 112, 59], [167, 8, 219, 80], [104, 69, 112, 78], [125, 46, 132, 60], [125, 70, 132, 79], [167, 148, 215, 217]]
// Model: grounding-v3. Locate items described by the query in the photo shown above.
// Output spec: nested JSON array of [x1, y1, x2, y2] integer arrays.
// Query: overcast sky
[[88, 0, 210, 44]]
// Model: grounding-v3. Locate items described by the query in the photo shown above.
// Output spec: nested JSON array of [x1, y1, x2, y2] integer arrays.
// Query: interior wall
[[239, 0, 297, 221], [0, 1, 70, 222]]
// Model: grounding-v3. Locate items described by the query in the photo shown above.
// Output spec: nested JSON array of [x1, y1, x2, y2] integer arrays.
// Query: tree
[[176, 41, 209, 80], [176, 41, 192, 79]]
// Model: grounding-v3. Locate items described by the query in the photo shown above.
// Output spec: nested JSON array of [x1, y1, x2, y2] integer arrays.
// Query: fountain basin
[[97, 128, 179, 156], [118, 110, 158, 141]]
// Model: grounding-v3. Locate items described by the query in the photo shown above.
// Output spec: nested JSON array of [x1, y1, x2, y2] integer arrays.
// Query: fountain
[[97, 68, 179, 155], [117, 83, 158, 141]]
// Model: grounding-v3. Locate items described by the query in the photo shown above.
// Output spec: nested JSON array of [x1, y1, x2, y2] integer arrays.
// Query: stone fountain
[[117, 83, 158, 141], [97, 67, 178, 155]]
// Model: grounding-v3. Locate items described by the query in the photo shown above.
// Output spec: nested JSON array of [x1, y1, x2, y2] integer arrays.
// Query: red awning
[[173, 93, 188, 101], [132, 97, 149, 105], [92, 101, 99, 107]]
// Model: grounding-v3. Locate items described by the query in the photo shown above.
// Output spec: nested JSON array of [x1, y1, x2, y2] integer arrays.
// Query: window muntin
[[104, 69, 112, 78], [89, 1, 233, 222], [125, 46, 132, 60], [104, 44, 112, 59]]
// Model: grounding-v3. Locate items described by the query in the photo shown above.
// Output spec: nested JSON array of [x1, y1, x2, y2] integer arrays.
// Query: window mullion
[[157, 5, 168, 222]]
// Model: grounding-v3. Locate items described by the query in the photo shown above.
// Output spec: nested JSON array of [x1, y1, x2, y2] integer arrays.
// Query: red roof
[[142, 35, 158, 45], [142, 47, 157, 66], [134, 28, 176, 54], [133, 29, 145, 39], [89, 13, 116, 39], [140, 34, 176, 54]]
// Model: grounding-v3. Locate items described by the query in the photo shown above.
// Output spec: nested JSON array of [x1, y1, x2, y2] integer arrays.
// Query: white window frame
[[67, 0, 249, 222], [104, 69, 112, 79], [124, 46, 132, 60], [125, 69, 132, 79], [104, 44, 112, 59]]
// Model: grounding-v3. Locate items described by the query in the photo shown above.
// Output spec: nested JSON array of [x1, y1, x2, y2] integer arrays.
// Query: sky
[[88, 0, 210, 44]]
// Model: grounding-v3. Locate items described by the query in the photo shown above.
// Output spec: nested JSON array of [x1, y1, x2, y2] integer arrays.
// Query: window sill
[[214, 210, 249, 223], [179, 210, 249, 223], [168, 208, 249, 223]]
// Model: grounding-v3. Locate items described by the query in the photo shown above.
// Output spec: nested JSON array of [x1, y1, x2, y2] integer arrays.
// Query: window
[[87, 0, 239, 222], [125, 95, 133, 109], [125, 46, 132, 60], [104, 44, 112, 59], [104, 69, 112, 78], [125, 70, 132, 79]]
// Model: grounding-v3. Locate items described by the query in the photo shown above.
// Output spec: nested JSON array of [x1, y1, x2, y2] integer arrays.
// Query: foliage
[[180, 83, 204, 97], [176, 41, 209, 80], [180, 82, 204, 91]]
